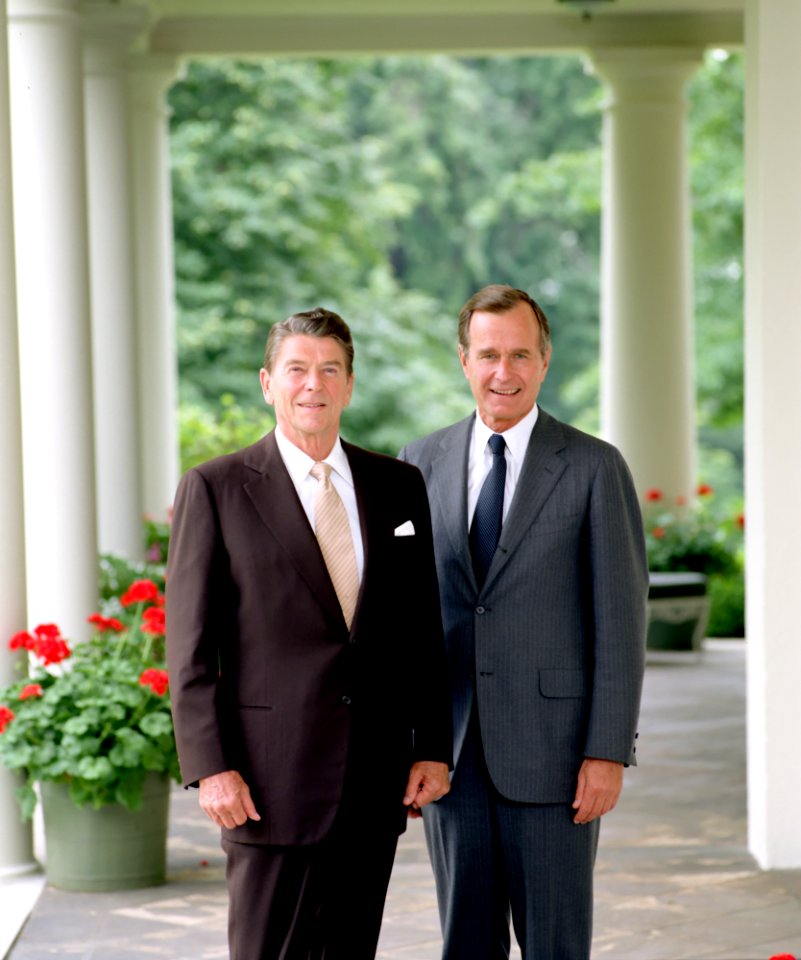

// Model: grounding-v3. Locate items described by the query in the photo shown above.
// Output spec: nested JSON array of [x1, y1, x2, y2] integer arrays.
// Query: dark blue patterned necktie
[[469, 433, 507, 588]]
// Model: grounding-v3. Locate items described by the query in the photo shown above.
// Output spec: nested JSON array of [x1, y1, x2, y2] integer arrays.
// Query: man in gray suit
[[400, 284, 647, 959]]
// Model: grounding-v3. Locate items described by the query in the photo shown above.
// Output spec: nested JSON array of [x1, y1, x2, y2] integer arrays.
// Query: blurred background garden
[[166, 51, 744, 635]]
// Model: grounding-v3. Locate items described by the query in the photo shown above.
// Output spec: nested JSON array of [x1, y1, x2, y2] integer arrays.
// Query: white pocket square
[[394, 520, 415, 537]]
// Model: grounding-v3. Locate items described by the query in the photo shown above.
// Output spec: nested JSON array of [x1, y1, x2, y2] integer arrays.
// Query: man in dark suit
[[400, 284, 647, 959], [166, 307, 451, 960]]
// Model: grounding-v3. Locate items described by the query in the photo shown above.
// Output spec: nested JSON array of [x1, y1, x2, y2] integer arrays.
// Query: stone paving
[[6, 640, 801, 959]]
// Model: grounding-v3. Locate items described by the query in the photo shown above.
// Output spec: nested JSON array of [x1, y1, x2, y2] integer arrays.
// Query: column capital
[[81, 2, 151, 75], [591, 47, 705, 104], [128, 51, 184, 104], [7, 0, 80, 22]]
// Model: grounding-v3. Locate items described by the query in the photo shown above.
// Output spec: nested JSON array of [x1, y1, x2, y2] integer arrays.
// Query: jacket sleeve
[[583, 447, 648, 766], [166, 468, 233, 786]]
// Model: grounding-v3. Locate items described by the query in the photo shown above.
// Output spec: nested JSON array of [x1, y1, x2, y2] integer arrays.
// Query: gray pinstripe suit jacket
[[400, 408, 648, 803]]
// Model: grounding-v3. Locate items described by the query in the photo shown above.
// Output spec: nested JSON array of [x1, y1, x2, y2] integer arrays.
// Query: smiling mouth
[[490, 388, 520, 396]]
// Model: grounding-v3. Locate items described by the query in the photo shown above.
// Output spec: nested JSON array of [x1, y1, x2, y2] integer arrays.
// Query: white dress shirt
[[466, 404, 540, 528], [274, 426, 364, 582]]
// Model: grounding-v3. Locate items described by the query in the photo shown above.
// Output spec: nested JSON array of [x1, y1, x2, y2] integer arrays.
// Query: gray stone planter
[[647, 572, 710, 652]]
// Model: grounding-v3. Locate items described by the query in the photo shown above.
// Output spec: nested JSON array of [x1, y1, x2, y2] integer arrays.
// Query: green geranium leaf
[[115, 770, 147, 810], [140, 712, 173, 737], [76, 756, 115, 780], [109, 729, 149, 768]]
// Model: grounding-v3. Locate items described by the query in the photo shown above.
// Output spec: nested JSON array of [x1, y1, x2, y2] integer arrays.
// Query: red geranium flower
[[9, 624, 71, 665], [35, 638, 71, 666], [651, 526, 666, 539], [645, 488, 663, 502], [32, 632, 71, 666], [87, 613, 125, 632], [141, 607, 166, 636], [736, 513, 745, 529], [697, 483, 714, 497], [19, 684, 43, 700], [9, 631, 35, 651], [768, 954, 796, 960], [139, 668, 169, 696], [121, 579, 162, 607], [0, 705, 15, 733]]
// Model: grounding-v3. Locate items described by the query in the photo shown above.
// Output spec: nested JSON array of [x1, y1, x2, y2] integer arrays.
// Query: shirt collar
[[473, 403, 539, 464], [274, 426, 354, 488]]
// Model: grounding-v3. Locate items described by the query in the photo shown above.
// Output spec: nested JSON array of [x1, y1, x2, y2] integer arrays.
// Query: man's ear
[[541, 347, 552, 380], [458, 346, 469, 378], [259, 368, 273, 404]]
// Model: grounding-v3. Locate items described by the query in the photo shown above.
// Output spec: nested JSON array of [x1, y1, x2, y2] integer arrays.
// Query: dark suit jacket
[[166, 431, 451, 846], [400, 409, 648, 803]]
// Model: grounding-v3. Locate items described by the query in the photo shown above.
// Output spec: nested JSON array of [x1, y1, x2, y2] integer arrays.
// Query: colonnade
[[0, 0, 179, 876], [0, 0, 798, 883]]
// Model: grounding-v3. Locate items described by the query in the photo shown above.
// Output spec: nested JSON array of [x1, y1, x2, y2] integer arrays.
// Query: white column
[[593, 48, 703, 503], [744, 0, 801, 869], [0, 0, 36, 879], [129, 55, 181, 520], [82, 3, 148, 557], [8, 0, 98, 639]]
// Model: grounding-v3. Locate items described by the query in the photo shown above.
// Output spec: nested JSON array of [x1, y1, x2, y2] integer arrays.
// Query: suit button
[[341, 695, 352, 705], [476, 606, 485, 615]]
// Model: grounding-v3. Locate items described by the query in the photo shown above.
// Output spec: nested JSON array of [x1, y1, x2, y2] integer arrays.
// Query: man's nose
[[495, 356, 512, 379], [304, 370, 322, 389]]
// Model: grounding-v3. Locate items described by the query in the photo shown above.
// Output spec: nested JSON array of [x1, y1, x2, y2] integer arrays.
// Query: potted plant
[[642, 486, 744, 651], [0, 578, 181, 891]]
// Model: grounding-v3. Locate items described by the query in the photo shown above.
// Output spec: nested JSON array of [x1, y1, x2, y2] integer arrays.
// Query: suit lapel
[[429, 415, 476, 590], [342, 441, 371, 632], [482, 410, 568, 593], [242, 432, 344, 628]]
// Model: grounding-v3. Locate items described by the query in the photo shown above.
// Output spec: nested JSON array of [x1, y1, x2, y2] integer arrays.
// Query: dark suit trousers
[[222, 795, 399, 960], [423, 710, 599, 960]]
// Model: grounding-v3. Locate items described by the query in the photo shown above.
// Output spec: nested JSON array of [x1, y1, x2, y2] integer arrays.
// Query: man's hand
[[403, 761, 450, 819], [572, 758, 624, 825], [199, 770, 261, 829]]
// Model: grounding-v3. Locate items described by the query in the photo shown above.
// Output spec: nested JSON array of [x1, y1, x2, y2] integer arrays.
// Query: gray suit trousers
[[423, 709, 600, 960]]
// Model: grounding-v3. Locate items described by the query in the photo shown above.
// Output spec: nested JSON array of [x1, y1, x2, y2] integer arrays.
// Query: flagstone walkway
[[5, 640, 801, 959]]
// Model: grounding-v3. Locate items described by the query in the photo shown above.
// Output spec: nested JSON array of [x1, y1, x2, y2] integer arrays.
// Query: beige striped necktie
[[310, 462, 359, 628]]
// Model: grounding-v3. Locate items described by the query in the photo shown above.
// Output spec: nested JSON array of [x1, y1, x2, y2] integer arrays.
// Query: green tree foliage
[[169, 52, 743, 480], [343, 56, 604, 427], [169, 55, 605, 456], [170, 58, 474, 456], [688, 51, 744, 497]]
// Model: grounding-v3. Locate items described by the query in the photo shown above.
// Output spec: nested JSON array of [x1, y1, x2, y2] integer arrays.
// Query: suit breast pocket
[[532, 510, 584, 535]]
